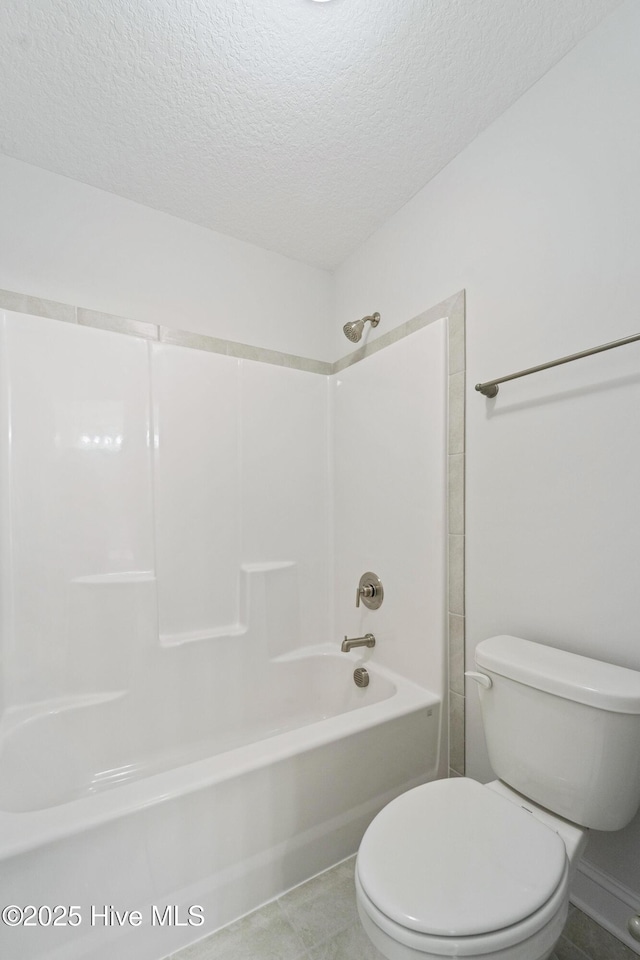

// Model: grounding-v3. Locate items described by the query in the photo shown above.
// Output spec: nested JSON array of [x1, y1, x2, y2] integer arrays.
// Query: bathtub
[[0, 646, 441, 960]]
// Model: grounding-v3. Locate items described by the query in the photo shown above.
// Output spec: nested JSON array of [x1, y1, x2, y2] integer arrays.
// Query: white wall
[[335, 0, 640, 895], [0, 156, 334, 361]]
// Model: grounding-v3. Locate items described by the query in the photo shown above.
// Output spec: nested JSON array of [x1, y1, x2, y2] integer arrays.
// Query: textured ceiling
[[0, 0, 622, 269]]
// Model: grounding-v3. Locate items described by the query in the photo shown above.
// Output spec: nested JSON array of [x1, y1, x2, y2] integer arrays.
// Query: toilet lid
[[357, 778, 567, 938]]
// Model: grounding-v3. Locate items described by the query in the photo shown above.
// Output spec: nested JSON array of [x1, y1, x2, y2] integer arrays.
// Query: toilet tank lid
[[475, 636, 640, 714]]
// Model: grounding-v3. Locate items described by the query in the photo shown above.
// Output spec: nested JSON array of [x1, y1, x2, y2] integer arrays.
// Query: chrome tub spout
[[341, 633, 376, 652]]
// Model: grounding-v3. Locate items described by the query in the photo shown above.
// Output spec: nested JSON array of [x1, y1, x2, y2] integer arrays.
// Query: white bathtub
[[0, 647, 441, 960]]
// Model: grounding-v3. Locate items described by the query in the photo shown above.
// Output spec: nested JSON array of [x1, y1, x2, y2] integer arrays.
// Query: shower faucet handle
[[355, 572, 384, 610], [356, 584, 373, 607]]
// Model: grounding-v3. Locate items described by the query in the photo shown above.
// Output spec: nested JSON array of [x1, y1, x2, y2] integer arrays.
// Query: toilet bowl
[[355, 777, 586, 960]]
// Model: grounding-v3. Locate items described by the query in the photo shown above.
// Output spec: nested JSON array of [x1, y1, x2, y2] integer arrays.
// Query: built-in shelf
[[71, 571, 155, 585], [159, 560, 296, 648], [160, 623, 248, 647]]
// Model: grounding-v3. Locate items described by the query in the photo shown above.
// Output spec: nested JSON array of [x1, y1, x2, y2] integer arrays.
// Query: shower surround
[[0, 295, 454, 959]]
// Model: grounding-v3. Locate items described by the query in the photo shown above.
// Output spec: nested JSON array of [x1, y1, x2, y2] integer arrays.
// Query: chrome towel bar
[[475, 331, 640, 398]]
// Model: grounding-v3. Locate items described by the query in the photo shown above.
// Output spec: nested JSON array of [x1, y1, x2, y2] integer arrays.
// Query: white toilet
[[356, 635, 640, 960]]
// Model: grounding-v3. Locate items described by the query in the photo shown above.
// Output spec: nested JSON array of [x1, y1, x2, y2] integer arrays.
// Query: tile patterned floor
[[554, 904, 638, 960], [168, 857, 637, 960], [168, 858, 381, 960]]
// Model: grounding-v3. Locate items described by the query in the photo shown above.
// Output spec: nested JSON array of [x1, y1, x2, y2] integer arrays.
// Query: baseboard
[[571, 858, 640, 955]]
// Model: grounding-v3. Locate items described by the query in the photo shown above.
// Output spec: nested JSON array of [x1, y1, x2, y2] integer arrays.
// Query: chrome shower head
[[342, 319, 365, 343], [342, 312, 380, 343]]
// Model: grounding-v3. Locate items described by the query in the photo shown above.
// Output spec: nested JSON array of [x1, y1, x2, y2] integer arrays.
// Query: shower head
[[342, 312, 380, 343]]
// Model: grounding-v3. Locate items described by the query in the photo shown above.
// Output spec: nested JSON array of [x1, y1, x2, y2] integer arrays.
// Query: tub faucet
[[341, 633, 376, 652]]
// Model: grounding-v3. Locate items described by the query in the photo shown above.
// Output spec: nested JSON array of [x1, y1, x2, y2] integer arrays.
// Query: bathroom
[[1, 0, 640, 958]]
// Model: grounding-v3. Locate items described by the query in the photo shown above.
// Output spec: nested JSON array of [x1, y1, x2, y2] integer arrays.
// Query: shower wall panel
[[152, 345, 331, 654], [0, 312, 154, 709], [332, 320, 447, 694], [0, 310, 332, 724], [152, 345, 242, 645], [240, 360, 331, 657]]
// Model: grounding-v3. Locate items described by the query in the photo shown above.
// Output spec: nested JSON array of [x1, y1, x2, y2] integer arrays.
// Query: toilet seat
[[356, 778, 569, 957], [356, 864, 569, 958]]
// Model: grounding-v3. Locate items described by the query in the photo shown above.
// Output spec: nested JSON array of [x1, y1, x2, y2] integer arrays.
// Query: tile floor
[[168, 857, 637, 960], [555, 904, 638, 960], [168, 858, 371, 960]]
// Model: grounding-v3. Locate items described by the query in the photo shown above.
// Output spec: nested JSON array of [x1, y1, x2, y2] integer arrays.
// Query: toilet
[[356, 635, 640, 960]]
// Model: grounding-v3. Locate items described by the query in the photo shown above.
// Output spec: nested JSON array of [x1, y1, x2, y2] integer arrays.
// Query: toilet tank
[[472, 636, 640, 831]]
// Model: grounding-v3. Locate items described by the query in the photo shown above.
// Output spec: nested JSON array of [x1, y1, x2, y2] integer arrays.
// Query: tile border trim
[[0, 287, 465, 379], [0, 288, 334, 375]]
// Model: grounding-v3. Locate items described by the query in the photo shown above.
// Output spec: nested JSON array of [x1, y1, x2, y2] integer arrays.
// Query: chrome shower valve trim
[[356, 572, 383, 610]]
